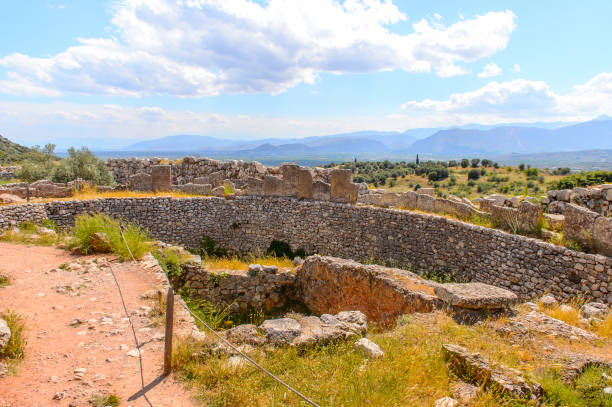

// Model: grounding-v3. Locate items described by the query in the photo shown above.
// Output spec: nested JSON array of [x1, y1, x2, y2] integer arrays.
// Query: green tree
[[471, 158, 480, 168], [460, 159, 469, 168], [467, 169, 481, 180], [51, 147, 114, 185]]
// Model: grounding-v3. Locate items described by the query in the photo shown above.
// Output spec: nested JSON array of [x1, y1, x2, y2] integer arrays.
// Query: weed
[[0, 311, 26, 367], [0, 274, 9, 287], [67, 213, 150, 260], [597, 314, 612, 339], [90, 393, 120, 407], [180, 290, 233, 331]]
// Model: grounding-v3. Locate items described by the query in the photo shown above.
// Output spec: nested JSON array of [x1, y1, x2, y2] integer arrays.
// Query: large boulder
[[91, 232, 111, 253], [330, 169, 358, 204], [354, 337, 384, 358], [563, 204, 597, 249], [263, 175, 284, 197], [297, 167, 313, 200], [259, 318, 302, 345], [151, 165, 172, 192]]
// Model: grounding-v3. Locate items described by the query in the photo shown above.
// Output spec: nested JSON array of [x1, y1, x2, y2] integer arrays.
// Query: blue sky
[[1, 0, 611, 147]]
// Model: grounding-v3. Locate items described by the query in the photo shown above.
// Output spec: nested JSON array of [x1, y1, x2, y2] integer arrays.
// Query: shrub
[[91, 394, 120, 407], [0, 311, 26, 361], [51, 147, 114, 185], [68, 213, 150, 260], [554, 171, 612, 189], [470, 158, 480, 168], [152, 248, 184, 278], [467, 169, 481, 180], [460, 159, 469, 168], [16, 162, 48, 183]]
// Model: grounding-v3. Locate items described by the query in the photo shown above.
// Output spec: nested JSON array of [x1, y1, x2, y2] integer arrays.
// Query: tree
[[448, 160, 458, 167], [467, 169, 481, 180], [471, 158, 480, 168], [460, 159, 469, 168], [51, 147, 114, 185], [481, 159, 493, 167], [416, 154, 420, 165], [518, 163, 525, 171]]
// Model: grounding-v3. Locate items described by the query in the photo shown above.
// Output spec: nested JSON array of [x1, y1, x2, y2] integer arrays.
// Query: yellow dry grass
[[203, 255, 294, 272]]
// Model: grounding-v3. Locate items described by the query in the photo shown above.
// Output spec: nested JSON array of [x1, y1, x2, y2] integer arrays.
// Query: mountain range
[[115, 116, 612, 160]]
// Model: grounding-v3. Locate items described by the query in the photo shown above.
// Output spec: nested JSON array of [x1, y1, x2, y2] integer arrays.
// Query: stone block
[[380, 193, 400, 207], [312, 180, 331, 201], [263, 175, 284, 196], [434, 282, 518, 310], [399, 191, 417, 209], [280, 163, 300, 197], [128, 172, 152, 191], [517, 201, 542, 232], [297, 167, 313, 200], [209, 171, 224, 187], [418, 187, 435, 196], [211, 186, 225, 197], [330, 169, 358, 204], [194, 176, 209, 185], [594, 216, 612, 257], [564, 203, 598, 249], [557, 189, 572, 201], [247, 177, 264, 196], [151, 165, 172, 192], [416, 193, 435, 212]]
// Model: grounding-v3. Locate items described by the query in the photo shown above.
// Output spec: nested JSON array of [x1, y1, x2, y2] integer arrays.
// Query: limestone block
[[434, 282, 518, 310], [416, 193, 435, 212], [263, 175, 284, 196], [280, 163, 300, 197], [194, 176, 210, 185], [517, 201, 542, 232], [247, 177, 264, 196], [209, 171, 224, 187], [399, 191, 417, 209], [211, 186, 225, 197], [358, 193, 381, 205], [128, 172, 152, 191], [297, 167, 313, 200], [605, 189, 612, 202], [380, 193, 401, 207], [594, 216, 612, 257], [151, 165, 172, 192], [557, 189, 572, 202], [330, 169, 358, 204], [563, 203, 598, 248], [357, 182, 369, 194], [312, 180, 331, 201], [418, 187, 435, 196], [354, 338, 384, 358]]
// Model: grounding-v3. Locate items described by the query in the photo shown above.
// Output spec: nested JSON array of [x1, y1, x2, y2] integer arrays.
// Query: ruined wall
[[546, 185, 612, 216], [1, 196, 611, 304], [564, 203, 612, 257]]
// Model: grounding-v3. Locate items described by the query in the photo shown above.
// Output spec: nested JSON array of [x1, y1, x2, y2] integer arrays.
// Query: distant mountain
[[409, 118, 612, 155], [126, 134, 242, 151]]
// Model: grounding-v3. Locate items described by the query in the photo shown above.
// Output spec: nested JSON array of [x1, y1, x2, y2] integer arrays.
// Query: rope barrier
[[117, 222, 322, 407]]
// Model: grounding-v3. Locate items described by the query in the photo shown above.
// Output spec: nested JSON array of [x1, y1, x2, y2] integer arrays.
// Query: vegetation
[[90, 393, 120, 407], [172, 308, 612, 407], [553, 170, 612, 189], [0, 135, 55, 165], [0, 311, 26, 373], [329, 159, 567, 199], [67, 213, 150, 260], [266, 240, 306, 259], [0, 220, 60, 246], [0, 274, 9, 287], [203, 254, 294, 272]]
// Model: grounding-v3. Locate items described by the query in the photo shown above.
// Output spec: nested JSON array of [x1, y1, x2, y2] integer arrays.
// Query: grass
[[52, 184, 206, 202], [170, 309, 612, 407], [181, 292, 234, 331], [67, 213, 151, 260], [90, 393, 120, 407], [0, 311, 26, 373], [0, 274, 9, 287], [537, 298, 612, 340], [203, 254, 294, 272], [0, 221, 60, 246]]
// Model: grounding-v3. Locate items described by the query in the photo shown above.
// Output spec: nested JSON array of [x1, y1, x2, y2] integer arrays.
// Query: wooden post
[[163, 287, 174, 375]]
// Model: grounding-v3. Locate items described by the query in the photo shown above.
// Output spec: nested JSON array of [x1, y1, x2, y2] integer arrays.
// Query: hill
[[0, 135, 34, 164]]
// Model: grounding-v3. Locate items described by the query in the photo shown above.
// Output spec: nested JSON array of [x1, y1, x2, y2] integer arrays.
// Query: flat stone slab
[[434, 282, 518, 310]]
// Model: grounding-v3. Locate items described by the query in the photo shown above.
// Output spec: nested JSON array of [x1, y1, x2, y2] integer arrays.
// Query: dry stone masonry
[[1, 196, 611, 304]]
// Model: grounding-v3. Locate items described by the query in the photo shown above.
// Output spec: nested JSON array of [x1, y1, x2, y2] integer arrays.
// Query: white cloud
[[478, 62, 502, 78], [0, 1, 516, 97], [513, 64, 520, 72], [401, 72, 612, 123], [435, 63, 470, 78]]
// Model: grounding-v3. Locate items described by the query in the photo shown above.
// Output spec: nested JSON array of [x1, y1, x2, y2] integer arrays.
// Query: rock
[[224, 324, 267, 346], [539, 294, 558, 308], [335, 311, 368, 332], [91, 232, 111, 253], [247, 264, 261, 277], [516, 311, 598, 340], [52, 392, 65, 400], [604, 387, 612, 395], [293, 256, 304, 266], [354, 338, 384, 358], [580, 302, 608, 319], [262, 265, 278, 274], [433, 397, 458, 407], [259, 318, 302, 345], [0, 193, 25, 204], [127, 348, 142, 357], [211, 186, 225, 197], [37, 227, 57, 237], [434, 282, 518, 310], [442, 344, 543, 400], [73, 367, 87, 377], [452, 381, 479, 404], [0, 318, 11, 349]]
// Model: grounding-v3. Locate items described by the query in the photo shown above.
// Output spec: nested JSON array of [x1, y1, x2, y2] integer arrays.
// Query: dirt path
[[0, 242, 198, 407]]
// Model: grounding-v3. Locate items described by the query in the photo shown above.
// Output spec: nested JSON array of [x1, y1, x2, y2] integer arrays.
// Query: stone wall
[[1, 196, 611, 304], [546, 185, 612, 216], [0, 180, 73, 199], [564, 203, 612, 256], [179, 262, 295, 314]]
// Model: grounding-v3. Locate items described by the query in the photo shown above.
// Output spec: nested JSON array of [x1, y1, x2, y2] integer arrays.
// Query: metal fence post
[[163, 286, 174, 375]]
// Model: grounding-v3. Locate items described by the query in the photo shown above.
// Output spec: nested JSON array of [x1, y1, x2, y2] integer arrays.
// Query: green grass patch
[[67, 213, 150, 260], [90, 393, 120, 407], [1, 311, 26, 373]]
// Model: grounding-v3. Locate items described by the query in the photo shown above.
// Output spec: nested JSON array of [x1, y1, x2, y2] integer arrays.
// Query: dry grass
[[171, 310, 612, 407], [203, 255, 294, 272], [597, 314, 612, 339]]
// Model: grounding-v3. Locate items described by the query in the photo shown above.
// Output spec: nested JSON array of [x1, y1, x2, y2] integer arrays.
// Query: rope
[[117, 222, 321, 407], [107, 261, 154, 407]]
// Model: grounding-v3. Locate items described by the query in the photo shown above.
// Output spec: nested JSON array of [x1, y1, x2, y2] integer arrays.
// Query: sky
[[1, 0, 611, 148]]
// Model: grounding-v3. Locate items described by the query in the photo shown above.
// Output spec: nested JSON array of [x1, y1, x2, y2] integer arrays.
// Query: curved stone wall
[[1, 196, 611, 304]]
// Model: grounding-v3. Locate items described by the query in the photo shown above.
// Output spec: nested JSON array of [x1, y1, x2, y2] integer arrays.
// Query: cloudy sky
[[1, 0, 611, 147]]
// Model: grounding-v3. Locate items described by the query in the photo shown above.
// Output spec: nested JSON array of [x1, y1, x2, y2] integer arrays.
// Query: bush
[[51, 147, 114, 185], [470, 158, 480, 168], [68, 213, 150, 260], [554, 171, 612, 189], [460, 159, 469, 168], [0, 311, 26, 361], [16, 162, 48, 183], [467, 169, 481, 180]]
